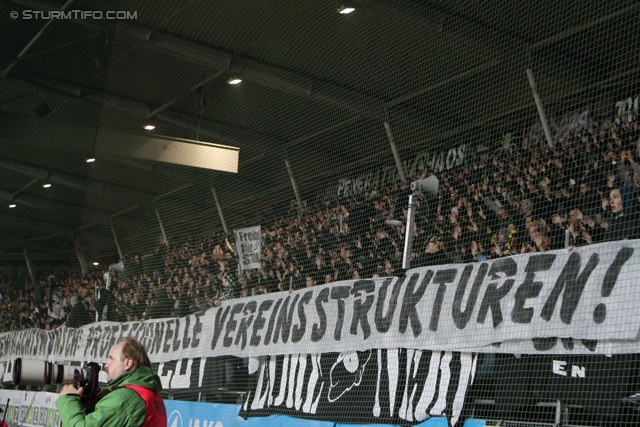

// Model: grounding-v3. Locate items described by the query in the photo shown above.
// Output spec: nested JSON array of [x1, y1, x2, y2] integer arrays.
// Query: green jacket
[[56, 365, 163, 427]]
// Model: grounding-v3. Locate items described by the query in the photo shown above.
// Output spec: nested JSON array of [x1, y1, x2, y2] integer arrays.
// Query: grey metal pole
[[526, 68, 555, 147], [285, 159, 303, 208], [111, 222, 124, 260], [73, 232, 89, 274], [3, 0, 76, 76], [384, 122, 407, 182], [211, 186, 229, 234], [155, 208, 169, 244], [402, 195, 417, 270], [23, 244, 36, 285]]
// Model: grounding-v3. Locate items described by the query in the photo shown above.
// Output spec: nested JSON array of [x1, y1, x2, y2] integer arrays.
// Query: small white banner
[[235, 226, 262, 270]]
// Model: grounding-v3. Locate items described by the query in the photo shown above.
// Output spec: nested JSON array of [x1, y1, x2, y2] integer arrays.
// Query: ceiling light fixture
[[86, 158, 96, 163], [227, 78, 242, 85], [8, 204, 16, 208], [338, 7, 355, 14], [43, 183, 52, 188], [144, 124, 155, 130], [92, 262, 99, 266]]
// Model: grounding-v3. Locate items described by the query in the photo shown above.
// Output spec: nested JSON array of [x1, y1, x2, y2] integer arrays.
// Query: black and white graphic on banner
[[239, 349, 477, 427]]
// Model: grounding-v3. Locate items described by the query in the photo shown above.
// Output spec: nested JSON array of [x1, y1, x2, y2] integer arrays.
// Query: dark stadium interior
[[1, 1, 640, 426]]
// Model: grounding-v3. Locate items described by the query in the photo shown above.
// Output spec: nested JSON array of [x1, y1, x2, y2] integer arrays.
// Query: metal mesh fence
[[1, 1, 640, 426]]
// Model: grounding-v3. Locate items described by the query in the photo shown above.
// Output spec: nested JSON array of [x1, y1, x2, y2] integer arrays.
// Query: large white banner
[[1, 240, 640, 365], [235, 226, 261, 271]]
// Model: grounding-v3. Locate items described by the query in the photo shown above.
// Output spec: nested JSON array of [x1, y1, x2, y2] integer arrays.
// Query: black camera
[[12, 358, 102, 397]]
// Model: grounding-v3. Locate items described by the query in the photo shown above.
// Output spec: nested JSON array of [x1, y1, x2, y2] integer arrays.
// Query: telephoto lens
[[12, 358, 77, 387], [12, 358, 102, 397]]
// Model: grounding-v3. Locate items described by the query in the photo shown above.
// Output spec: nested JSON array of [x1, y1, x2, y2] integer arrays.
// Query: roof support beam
[[210, 185, 228, 235], [0, 142, 203, 210], [110, 222, 124, 260], [0, 212, 73, 239], [0, 186, 139, 229], [0, 110, 239, 173], [0, 32, 100, 69], [147, 70, 225, 118], [0, 157, 104, 194], [3, 0, 77, 77], [114, 26, 387, 120], [23, 245, 37, 284], [0, 230, 27, 248], [8, 0, 387, 120], [73, 232, 89, 274], [358, 0, 527, 63], [0, 186, 69, 213], [155, 183, 196, 200], [155, 208, 169, 245], [2, 72, 278, 158], [0, 109, 97, 156]]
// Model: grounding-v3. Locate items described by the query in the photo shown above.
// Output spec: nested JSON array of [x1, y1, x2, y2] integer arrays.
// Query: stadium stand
[[1, 1, 640, 427]]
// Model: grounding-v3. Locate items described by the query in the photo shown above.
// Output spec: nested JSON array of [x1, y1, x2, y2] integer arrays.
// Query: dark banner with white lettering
[[239, 349, 476, 427], [493, 353, 640, 416]]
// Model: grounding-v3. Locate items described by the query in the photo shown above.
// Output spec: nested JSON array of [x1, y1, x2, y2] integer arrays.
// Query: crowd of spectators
[[1, 111, 639, 333]]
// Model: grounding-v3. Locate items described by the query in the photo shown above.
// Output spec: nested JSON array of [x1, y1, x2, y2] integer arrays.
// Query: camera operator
[[56, 336, 166, 427]]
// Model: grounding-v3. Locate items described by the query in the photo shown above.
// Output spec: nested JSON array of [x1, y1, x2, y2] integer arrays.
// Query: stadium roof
[[0, 0, 639, 266]]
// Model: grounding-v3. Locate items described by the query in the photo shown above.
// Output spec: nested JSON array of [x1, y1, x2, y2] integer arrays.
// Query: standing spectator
[[414, 235, 446, 268], [148, 287, 173, 320], [213, 260, 238, 306], [211, 259, 242, 392], [95, 281, 116, 322], [65, 296, 93, 329], [602, 187, 640, 242]]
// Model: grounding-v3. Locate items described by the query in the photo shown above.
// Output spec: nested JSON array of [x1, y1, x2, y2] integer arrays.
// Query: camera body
[[12, 358, 101, 397]]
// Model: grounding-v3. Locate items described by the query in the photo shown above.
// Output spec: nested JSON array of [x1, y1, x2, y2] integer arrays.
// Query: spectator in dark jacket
[[213, 260, 238, 306], [413, 235, 446, 268], [149, 287, 173, 319], [65, 296, 93, 328], [602, 187, 640, 242], [211, 259, 242, 392]]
